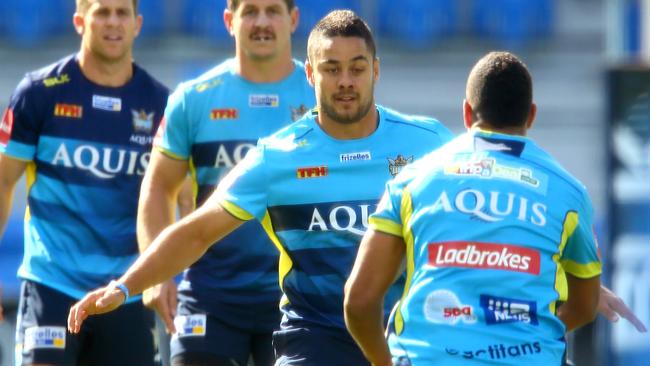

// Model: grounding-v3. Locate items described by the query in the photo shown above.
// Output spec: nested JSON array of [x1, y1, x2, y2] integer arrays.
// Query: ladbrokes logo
[[445, 341, 541, 360], [428, 241, 540, 275], [297, 166, 328, 179]]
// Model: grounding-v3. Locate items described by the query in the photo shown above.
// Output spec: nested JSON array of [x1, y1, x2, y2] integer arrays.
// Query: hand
[[143, 279, 177, 333], [67, 283, 127, 334], [598, 285, 647, 332]]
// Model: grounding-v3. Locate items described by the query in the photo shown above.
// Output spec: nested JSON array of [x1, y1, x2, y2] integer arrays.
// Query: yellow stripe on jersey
[[550, 211, 578, 315], [394, 188, 415, 336], [24, 161, 37, 221], [261, 210, 293, 294], [188, 158, 199, 204], [219, 200, 255, 221], [369, 216, 403, 237], [560, 259, 602, 279], [156, 146, 187, 161]]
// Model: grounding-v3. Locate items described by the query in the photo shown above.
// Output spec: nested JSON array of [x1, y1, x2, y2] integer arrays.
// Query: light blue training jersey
[[154, 58, 315, 330], [217, 105, 454, 331], [370, 130, 602, 365]]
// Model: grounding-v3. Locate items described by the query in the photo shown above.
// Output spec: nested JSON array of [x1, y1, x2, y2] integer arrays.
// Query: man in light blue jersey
[[66, 10, 640, 366], [344, 51, 601, 366], [68, 10, 454, 366], [0, 0, 167, 365], [137, 0, 314, 364]]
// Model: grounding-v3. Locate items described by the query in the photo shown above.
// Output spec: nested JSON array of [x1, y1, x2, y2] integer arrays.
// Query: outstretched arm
[[68, 192, 244, 333], [137, 150, 190, 333], [345, 229, 405, 366], [598, 284, 647, 332]]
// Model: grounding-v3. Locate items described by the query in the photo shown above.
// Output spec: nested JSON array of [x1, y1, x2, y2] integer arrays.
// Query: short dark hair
[[227, 0, 295, 11], [466, 51, 533, 128], [307, 10, 376, 63], [76, 0, 139, 14]]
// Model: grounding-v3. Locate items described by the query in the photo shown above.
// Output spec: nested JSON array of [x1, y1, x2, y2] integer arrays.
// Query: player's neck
[[234, 51, 294, 83], [77, 50, 134, 87], [317, 106, 379, 140], [470, 123, 527, 137]]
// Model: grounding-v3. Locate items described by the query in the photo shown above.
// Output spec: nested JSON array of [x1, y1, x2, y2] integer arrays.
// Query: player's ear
[[526, 102, 537, 130], [289, 6, 299, 33], [373, 57, 380, 82], [305, 58, 315, 87], [224, 8, 234, 36], [134, 14, 143, 38], [73, 12, 85, 36], [463, 99, 473, 130]]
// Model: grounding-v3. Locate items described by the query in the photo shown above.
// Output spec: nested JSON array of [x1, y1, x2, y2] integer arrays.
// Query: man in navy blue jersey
[[0, 0, 168, 365]]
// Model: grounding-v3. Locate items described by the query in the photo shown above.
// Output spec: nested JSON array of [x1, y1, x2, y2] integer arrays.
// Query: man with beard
[[68, 9, 454, 365], [137, 0, 314, 365]]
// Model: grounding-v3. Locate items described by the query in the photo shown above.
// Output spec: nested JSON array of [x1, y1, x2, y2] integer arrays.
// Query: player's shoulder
[[175, 58, 235, 96], [132, 63, 170, 98], [16, 54, 77, 96], [258, 109, 317, 151], [379, 105, 454, 141], [522, 142, 589, 196]]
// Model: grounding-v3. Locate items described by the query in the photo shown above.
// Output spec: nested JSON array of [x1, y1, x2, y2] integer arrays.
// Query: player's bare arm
[[137, 149, 191, 333], [68, 191, 245, 333], [0, 154, 26, 321], [345, 229, 405, 366], [558, 273, 601, 332]]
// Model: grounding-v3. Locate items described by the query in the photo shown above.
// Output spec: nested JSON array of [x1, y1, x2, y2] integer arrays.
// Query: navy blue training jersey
[[0, 54, 169, 300]]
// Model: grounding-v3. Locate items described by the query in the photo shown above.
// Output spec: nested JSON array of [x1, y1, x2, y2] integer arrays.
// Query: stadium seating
[[378, 0, 458, 48], [3, 0, 57, 46], [294, 0, 361, 39], [181, 0, 231, 42], [139, 0, 166, 38], [471, 0, 555, 49]]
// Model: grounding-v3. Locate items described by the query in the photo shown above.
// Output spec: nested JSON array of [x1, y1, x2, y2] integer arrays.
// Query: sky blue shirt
[[154, 58, 315, 330], [371, 129, 602, 365], [217, 105, 454, 330]]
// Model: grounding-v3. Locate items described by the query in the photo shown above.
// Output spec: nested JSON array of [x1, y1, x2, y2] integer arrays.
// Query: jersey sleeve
[[0, 75, 43, 160], [216, 144, 269, 222], [369, 180, 406, 237], [560, 190, 602, 279], [154, 84, 191, 160]]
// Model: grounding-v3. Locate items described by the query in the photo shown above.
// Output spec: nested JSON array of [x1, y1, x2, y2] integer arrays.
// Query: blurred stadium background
[[0, 0, 649, 365]]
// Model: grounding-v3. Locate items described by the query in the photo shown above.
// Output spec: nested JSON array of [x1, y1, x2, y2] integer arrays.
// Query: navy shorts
[[15, 280, 158, 366], [272, 324, 370, 366], [170, 301, 277, 366]]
